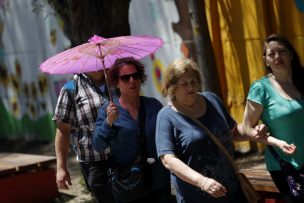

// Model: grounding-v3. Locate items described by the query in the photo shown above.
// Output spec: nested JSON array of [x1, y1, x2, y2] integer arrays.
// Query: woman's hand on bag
[[199, 177, 227, 198], [106, 102, 119, 126]]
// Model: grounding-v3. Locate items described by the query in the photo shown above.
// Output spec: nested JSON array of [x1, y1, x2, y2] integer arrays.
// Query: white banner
[[130, 0, 183, 104], [0, 0, 183, 139]]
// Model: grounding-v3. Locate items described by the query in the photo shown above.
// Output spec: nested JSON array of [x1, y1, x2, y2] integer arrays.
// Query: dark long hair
[[263, 34, 304, 95]]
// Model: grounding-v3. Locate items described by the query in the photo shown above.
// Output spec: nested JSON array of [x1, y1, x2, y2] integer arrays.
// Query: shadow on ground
[[0, 139, 265, 203]]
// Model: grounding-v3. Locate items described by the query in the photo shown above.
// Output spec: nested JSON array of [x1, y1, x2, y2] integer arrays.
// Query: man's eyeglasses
[[119, 72, 141, 82]]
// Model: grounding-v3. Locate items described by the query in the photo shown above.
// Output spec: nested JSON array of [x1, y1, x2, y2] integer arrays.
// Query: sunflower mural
[[23, 82, 30, 98], [23, 82, 30, 114], [28, 81, 38, 118], [0, 63, 9, 95], [49, 17, 65, 47], [9, 96, 20, 118], [56, 16, 64, 31], [0, 16, 7, 97], [50, 29, 57, 46], [28, 100, 37, 119], [8, 59, 22, 96], [14, 59, 22, 78], [5, 61, 23, 120], [0, 0, 70, 140], [150, 54, 165, 94], [10, 73, 20, 96], [37, 75, 48, 113]]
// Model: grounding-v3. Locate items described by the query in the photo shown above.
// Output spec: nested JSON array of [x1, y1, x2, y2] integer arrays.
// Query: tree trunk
[[173, 0, 221, 96], [47, 0, 131, 46], [189, 0, 221, 96]]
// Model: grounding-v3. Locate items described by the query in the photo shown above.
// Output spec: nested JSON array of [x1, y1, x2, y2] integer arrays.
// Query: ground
[[0, 139, 265, 203]]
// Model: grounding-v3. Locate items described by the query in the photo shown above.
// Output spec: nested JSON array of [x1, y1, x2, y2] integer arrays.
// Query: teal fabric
[[247, 76, 304, 171]]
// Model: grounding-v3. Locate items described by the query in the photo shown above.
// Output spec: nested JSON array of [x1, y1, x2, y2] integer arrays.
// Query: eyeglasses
[[119, 72, 141, 82]]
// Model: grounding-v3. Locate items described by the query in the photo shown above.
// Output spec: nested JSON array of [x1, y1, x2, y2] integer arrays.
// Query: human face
[[85, 70, 104, 84], [117, 64, 141, 97], [264, 41, 293, 73], [174, 71, 199, 106]]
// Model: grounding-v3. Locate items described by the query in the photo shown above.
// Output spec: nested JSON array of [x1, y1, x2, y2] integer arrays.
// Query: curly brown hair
[[108, 57, 147, 86]]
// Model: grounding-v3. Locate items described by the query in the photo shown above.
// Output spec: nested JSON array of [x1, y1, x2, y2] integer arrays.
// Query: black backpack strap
[[268, 146, 282, 162], [63, 78, 78, 153], [108, 97, 147, 169], [268, 146, 298, 175]]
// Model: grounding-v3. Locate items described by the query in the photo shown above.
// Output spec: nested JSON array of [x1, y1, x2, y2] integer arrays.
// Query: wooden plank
[[240, 164, 279, 193], [0, 153, 56, 176]]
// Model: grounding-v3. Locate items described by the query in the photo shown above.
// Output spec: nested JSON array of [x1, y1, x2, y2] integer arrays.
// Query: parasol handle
[[101, 58, 113, 102]]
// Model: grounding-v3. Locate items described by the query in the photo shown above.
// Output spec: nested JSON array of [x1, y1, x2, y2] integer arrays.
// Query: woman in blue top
[[155, 58, 278, 203], [93, 57, 171, 203], [243, 34, 304, 203]]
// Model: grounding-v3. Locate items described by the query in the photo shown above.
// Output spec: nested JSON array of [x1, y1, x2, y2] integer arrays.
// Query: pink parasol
[[40, 35, 163, 100]]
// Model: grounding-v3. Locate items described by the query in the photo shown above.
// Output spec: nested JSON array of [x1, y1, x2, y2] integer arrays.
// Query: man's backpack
[[63, 79, 77, 99], [63, 79, 78, 152]]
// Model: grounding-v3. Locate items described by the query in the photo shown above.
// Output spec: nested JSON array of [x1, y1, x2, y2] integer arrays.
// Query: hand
[[277, 141, 296, 155], [199, 177, 227, 198], [251, 124, 269, 139], [106, 102, 119, 126], [56, 167, 72, 190]]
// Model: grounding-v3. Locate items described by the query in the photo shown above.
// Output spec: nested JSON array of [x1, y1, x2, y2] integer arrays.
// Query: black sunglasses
[[119, 72, 141, 82]]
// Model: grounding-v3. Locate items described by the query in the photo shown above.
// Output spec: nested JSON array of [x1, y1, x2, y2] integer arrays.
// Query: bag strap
[[108, 98, 146, 168], [172, 100, 239, 173], [268, 146, 283, 162], [137, 97, 147, 162], [268, 145, 294, 172]]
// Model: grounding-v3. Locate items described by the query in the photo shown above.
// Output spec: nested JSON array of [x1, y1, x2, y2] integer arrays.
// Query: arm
[[160, 154, 227, 198], [156, 108, 226, 198], [241, 100, 264, 138], [232, 100, 267, 141], [234, 100, 296, 154], [55, 121, 72, 190], [93, 102, 118, 152]]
